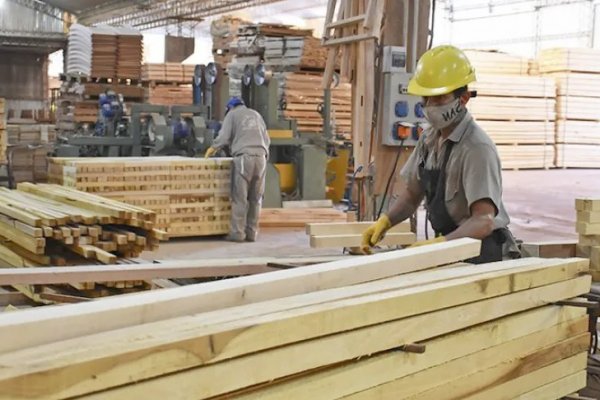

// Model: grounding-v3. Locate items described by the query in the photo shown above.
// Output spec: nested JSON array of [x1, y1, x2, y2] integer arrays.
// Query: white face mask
[[423, 98, 466, 130]]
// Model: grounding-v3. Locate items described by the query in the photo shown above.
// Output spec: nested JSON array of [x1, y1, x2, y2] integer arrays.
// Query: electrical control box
[[381, 46, 427, 147]]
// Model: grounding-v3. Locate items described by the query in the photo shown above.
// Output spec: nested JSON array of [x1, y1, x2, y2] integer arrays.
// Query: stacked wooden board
[[116, 30, 143, 80], [48, 157, 231, 238], [306, 221, 414, 248], [259, 207, 347, 227], [6, 123, 56, 145], [142, 63, 195, 83], [541, 48, 600, 168], [147, 83, 193, 106], [90, 28, 118, 79], [575, 198, 600, 281], [0, 239, 591, 399], [464, 50, 536, 75], [469, 73, 556, 169], [211, 16, 249, 66], [0, 98, 6, 163]]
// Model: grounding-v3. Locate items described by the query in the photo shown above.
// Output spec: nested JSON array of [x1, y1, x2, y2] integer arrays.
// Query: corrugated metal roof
[[43, 0, 126, 15]]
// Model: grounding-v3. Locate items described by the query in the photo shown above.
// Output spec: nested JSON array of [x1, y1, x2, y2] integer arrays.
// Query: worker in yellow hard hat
[[361, 45, 519, 263]]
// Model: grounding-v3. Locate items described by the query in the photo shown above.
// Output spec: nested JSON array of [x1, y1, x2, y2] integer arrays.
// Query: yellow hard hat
[[408, 45, 476, 97]]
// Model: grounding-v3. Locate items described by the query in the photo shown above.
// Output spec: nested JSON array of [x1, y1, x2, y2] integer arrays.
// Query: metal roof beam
[[8, 0, 64, 20]]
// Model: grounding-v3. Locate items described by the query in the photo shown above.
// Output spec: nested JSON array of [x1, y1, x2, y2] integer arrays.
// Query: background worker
[[205, 97, 270, 242], [362, 45, 518, 263]]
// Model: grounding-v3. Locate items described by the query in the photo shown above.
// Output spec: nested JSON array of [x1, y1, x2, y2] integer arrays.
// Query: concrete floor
[[145, 169, 600, 261]]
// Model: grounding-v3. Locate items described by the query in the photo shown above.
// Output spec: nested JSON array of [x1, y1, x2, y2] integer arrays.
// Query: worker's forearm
[[387, 196, 419, 226], [446, 214, 494, 241]]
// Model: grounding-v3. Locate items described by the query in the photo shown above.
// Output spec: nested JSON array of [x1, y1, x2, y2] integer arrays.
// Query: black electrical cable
[[377, 139, 405, 219]]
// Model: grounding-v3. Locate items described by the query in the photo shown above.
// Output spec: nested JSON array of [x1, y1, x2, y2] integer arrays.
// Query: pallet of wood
[[477, 120, 554, 144], [147, 83, 193, 106], [575, 198, 600, 281], [259, 207, 347, 227], [0, 98, 6, 163], [306, 221, 414, 248], [48, 157, 232, 237], [539, 47, 600, 74], [470, 73, 556, 98], [0, 238, 591, 399], [496, 144, 554, 170], [556, 120, 600, 144], [116, 29, 143, 80], [469, 96, 556, 121], [211, 16, 250, 67], [90, 28, 118, 79], [142, 63, 192, 83], [555, 144, 600, 168], [6, 123, 56, 145]]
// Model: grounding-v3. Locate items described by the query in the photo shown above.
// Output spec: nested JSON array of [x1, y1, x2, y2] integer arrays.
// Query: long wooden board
[[557, 95, 600, 121], [0, 239, 482, 353], [496, 145, 554, 169], [469, 96, 556, 121], [556, 119, 600, 145], [556, 144, 600, 168], [60, 275, 591, 399], [306, 221, 410, 235], [310, 232, 416, 247]]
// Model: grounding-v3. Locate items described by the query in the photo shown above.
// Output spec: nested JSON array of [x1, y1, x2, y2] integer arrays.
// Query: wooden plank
[[0, 239, 482, 353], [326, 14, 365, 29], [0, 220, 44, 254], [306, 221, 411, 235], [576, 221, 600, 235], [520, 241, 578, 258], [1, 259, 587, 399], [517, 371, 587, 400], [48, 274, 590, 400], [576, 198, 600, 212], [578, 210, 600, 223], [310, 232, 416, 247], [282, 200, 334, 209]]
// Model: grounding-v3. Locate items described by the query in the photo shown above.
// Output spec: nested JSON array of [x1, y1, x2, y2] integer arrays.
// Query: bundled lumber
[[557, 96, 600, 121], [470, 73, 556, 98], [48, 157, 231, 237], [464, 49, 535, 75], [90, 27, 118, 79], [496, 144, 554, 170], [521, 240, 577, 258], [142, 63, 195, 83], [0, 239, 591, 400], [477, 120, 554, 144], [469, 96, 556, 121], [306, 221, 415, 248], [147, 83, 193, 106], [211, 16, 250, 67], [556, 144, 600, 168], [556, 120, 600, 145], [0, 98, 6, 163], [575, 198, 600, 281], [539, 47, 600, 74], [116, 29, 143, 80], [259, 207, 347, 227], [6, 123, 56, 145]]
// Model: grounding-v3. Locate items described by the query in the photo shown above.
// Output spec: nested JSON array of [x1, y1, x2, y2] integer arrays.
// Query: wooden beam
[[306, 221, 411, 235], [0, 260, 587, 399], [576, 221, 600, 235], [521, 241, 577, 258], [325, 14, 366, 29], [517, 371, 587, 400], [0, 239, 482, 354], [323, 33, 377, 47], [33, 275, 589, 400], [310, 232, 415, 247], [249, 311, 587, 400]]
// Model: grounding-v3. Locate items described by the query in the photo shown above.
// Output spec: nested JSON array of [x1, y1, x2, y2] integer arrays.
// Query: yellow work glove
[[360, 214, 392, 254], [408, 235, 446, 248], [204, 147, 217, 158]]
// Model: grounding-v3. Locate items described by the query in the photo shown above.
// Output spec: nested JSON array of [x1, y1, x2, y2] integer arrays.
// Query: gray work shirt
[[212, 105, 270, 157], [401, 111, 510, 231]]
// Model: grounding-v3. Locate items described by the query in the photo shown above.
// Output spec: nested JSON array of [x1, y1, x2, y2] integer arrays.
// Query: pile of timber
[[0, 239, 591, 399], [147, 83, 193, 106], [141, 63, 195, 83], [306, 221, 415, 248], [540, 48, 600, 168], [0, 183, 160, 280], [259, 207, 347, 227], [281, 72, 352, 136], [576, 198, 600, 281], [6, 123, 56, 145], [4, 123, 55, 183], [211, 16, 250, 67], [464, 49, 537, 75], [90, 27, 118, 79], [0, 98, 6, 163], [48, 157, 231, 238], [116, 29, 143, 81], [468, 72, 556, 169]]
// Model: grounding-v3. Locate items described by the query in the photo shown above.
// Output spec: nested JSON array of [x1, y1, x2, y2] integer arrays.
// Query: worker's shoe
[[245, 235, 256, 242], [225, 234, 245, 243]]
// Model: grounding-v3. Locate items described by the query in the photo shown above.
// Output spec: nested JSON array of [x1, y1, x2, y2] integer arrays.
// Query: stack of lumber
[[142, 63, 195, 83], [464, 50, 536, 75], [259, 207, 347, 227], [468, 71, 556, 169], [540, 48, 600, 168], [48, 157, 231, 237], [0, 239, 591, 399], [0, 98, 6, 163], [211, 16, 249, 67], [281, 72, 352, 136], [575, 198, 600, 281], [147, 83, 193, 106], [6, 123, 56, 145], [306, 221, 415, 248], [0, 183, 161, 293], [116, 29, 143, 80], [263, 36, 329, 70], [90, 27, 118, 78]]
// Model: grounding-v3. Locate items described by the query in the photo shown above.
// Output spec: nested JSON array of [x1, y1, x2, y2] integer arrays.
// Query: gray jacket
[[212, 105, 270, 157]]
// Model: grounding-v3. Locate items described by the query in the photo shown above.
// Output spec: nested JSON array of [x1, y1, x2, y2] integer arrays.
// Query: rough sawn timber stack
[[0, 239, 590, 399], [48, 157, 232, 238], [575, 198, 600, 281]]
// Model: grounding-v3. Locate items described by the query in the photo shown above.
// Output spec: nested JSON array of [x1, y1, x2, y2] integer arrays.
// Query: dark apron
[[418, 141, 506, 264]]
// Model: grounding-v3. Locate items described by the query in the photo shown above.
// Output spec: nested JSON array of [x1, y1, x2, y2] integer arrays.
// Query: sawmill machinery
[[241, 63, 337, 208], [54, 90, 215, 158]]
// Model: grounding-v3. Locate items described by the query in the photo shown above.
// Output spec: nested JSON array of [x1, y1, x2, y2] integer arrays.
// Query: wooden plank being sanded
[[0, 239, 481, 354], [0, 256, 351, 285], [310, 232, 416, 248]]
